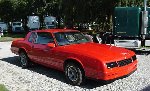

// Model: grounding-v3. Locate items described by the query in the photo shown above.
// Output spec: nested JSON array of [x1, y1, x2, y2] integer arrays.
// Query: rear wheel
[[19, 51, 31, 68], [65, 63, 85, 85]]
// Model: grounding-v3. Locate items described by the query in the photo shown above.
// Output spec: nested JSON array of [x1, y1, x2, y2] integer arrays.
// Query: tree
[[0, 0, 14, 22], [0, 0, 148, 32]]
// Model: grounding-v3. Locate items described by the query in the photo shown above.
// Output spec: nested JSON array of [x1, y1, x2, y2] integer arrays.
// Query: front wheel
[[65, 63, 85, 85]]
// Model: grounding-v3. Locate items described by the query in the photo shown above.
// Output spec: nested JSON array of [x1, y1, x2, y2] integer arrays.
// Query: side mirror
[[47, 43, 55, 48]]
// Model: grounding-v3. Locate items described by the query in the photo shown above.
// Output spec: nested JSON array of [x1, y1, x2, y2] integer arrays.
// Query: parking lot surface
[[0, 42, 150, 91]]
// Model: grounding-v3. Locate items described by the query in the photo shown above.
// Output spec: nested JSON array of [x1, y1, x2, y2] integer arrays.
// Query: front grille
[[106, 55, 137, 69], [15, 27, 22, 32], [117, 58, 132, 67], [106, 62, 118, 69]]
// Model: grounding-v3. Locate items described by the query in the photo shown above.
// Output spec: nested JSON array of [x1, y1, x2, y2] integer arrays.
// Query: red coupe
[[11, 29, 137, 85]]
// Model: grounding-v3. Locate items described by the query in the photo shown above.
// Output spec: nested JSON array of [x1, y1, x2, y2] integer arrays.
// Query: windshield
[[13, 23, 21, 26], [0, 22, 5, 24], [54, 32, 89, 46]]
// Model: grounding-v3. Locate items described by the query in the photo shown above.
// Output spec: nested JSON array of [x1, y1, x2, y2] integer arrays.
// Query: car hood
[[60, 43, 135, 62]]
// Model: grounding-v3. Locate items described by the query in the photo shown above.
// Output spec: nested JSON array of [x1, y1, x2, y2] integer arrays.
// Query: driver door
[[31, 32, 55, 65]]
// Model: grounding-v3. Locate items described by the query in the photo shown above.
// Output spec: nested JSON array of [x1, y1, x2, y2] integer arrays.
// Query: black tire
[[65, 63, 85, 85], [19, 51, 31, 68]]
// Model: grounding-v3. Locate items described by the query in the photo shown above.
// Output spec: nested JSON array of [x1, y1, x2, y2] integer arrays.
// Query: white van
[[44, 16, 56, 29], [12, 22, 24, 32], [0, 22, 8, 32], [0, 27, 3, 37], [27, 16, 40, 31]]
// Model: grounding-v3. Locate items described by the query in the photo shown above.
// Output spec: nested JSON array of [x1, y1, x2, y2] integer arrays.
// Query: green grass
[[4, 33, 26, 38], [0, 84, 9, 91], [0, 37, 14, 42], [0, 33, 26, 42]]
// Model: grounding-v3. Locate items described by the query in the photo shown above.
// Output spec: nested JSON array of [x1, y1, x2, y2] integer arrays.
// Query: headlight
[[106, 62, 118, 69], [132, 55, 137, 61]]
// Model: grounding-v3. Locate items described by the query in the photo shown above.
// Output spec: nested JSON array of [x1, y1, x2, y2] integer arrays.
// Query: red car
[[11, 29, 137, 85]]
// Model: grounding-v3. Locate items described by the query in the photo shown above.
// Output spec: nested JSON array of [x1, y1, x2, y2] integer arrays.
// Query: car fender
[[19, 46, 28, 54], [64, 57, 85, 70]]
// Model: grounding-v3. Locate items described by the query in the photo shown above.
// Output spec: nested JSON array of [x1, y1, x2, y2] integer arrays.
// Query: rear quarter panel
[[11, 32, 32, 55]]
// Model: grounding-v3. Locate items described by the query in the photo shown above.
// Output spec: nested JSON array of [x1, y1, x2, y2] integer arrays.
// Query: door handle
[[43, 48, 50, 52]]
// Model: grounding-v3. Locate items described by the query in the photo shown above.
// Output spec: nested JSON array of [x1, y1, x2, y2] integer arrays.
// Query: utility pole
[[141, 0, 148, 46], [58, 0, 62, 28]]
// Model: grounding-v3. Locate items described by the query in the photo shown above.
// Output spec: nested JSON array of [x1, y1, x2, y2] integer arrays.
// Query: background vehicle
[[10, 29, 137, 85], [27, 16, 40, 31], [0, 22, 8, 33], [44, 16, 57, 29], [96, 0, 150, 50], [12, 22, 24, 33], [113, 0, 149, 50], [0, 27, 3, 37]]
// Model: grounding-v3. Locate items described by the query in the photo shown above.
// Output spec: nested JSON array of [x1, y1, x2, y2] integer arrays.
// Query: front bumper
[[97, 60, 137, 81]]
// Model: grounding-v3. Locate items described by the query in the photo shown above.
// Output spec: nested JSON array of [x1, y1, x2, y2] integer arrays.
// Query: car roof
[[33, 29, 79, 33]]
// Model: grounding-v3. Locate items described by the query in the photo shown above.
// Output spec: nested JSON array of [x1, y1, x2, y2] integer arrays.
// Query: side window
[[36, 32, 54, 44], [54, 33, 69, 46], [28, 32, 37, 43]]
